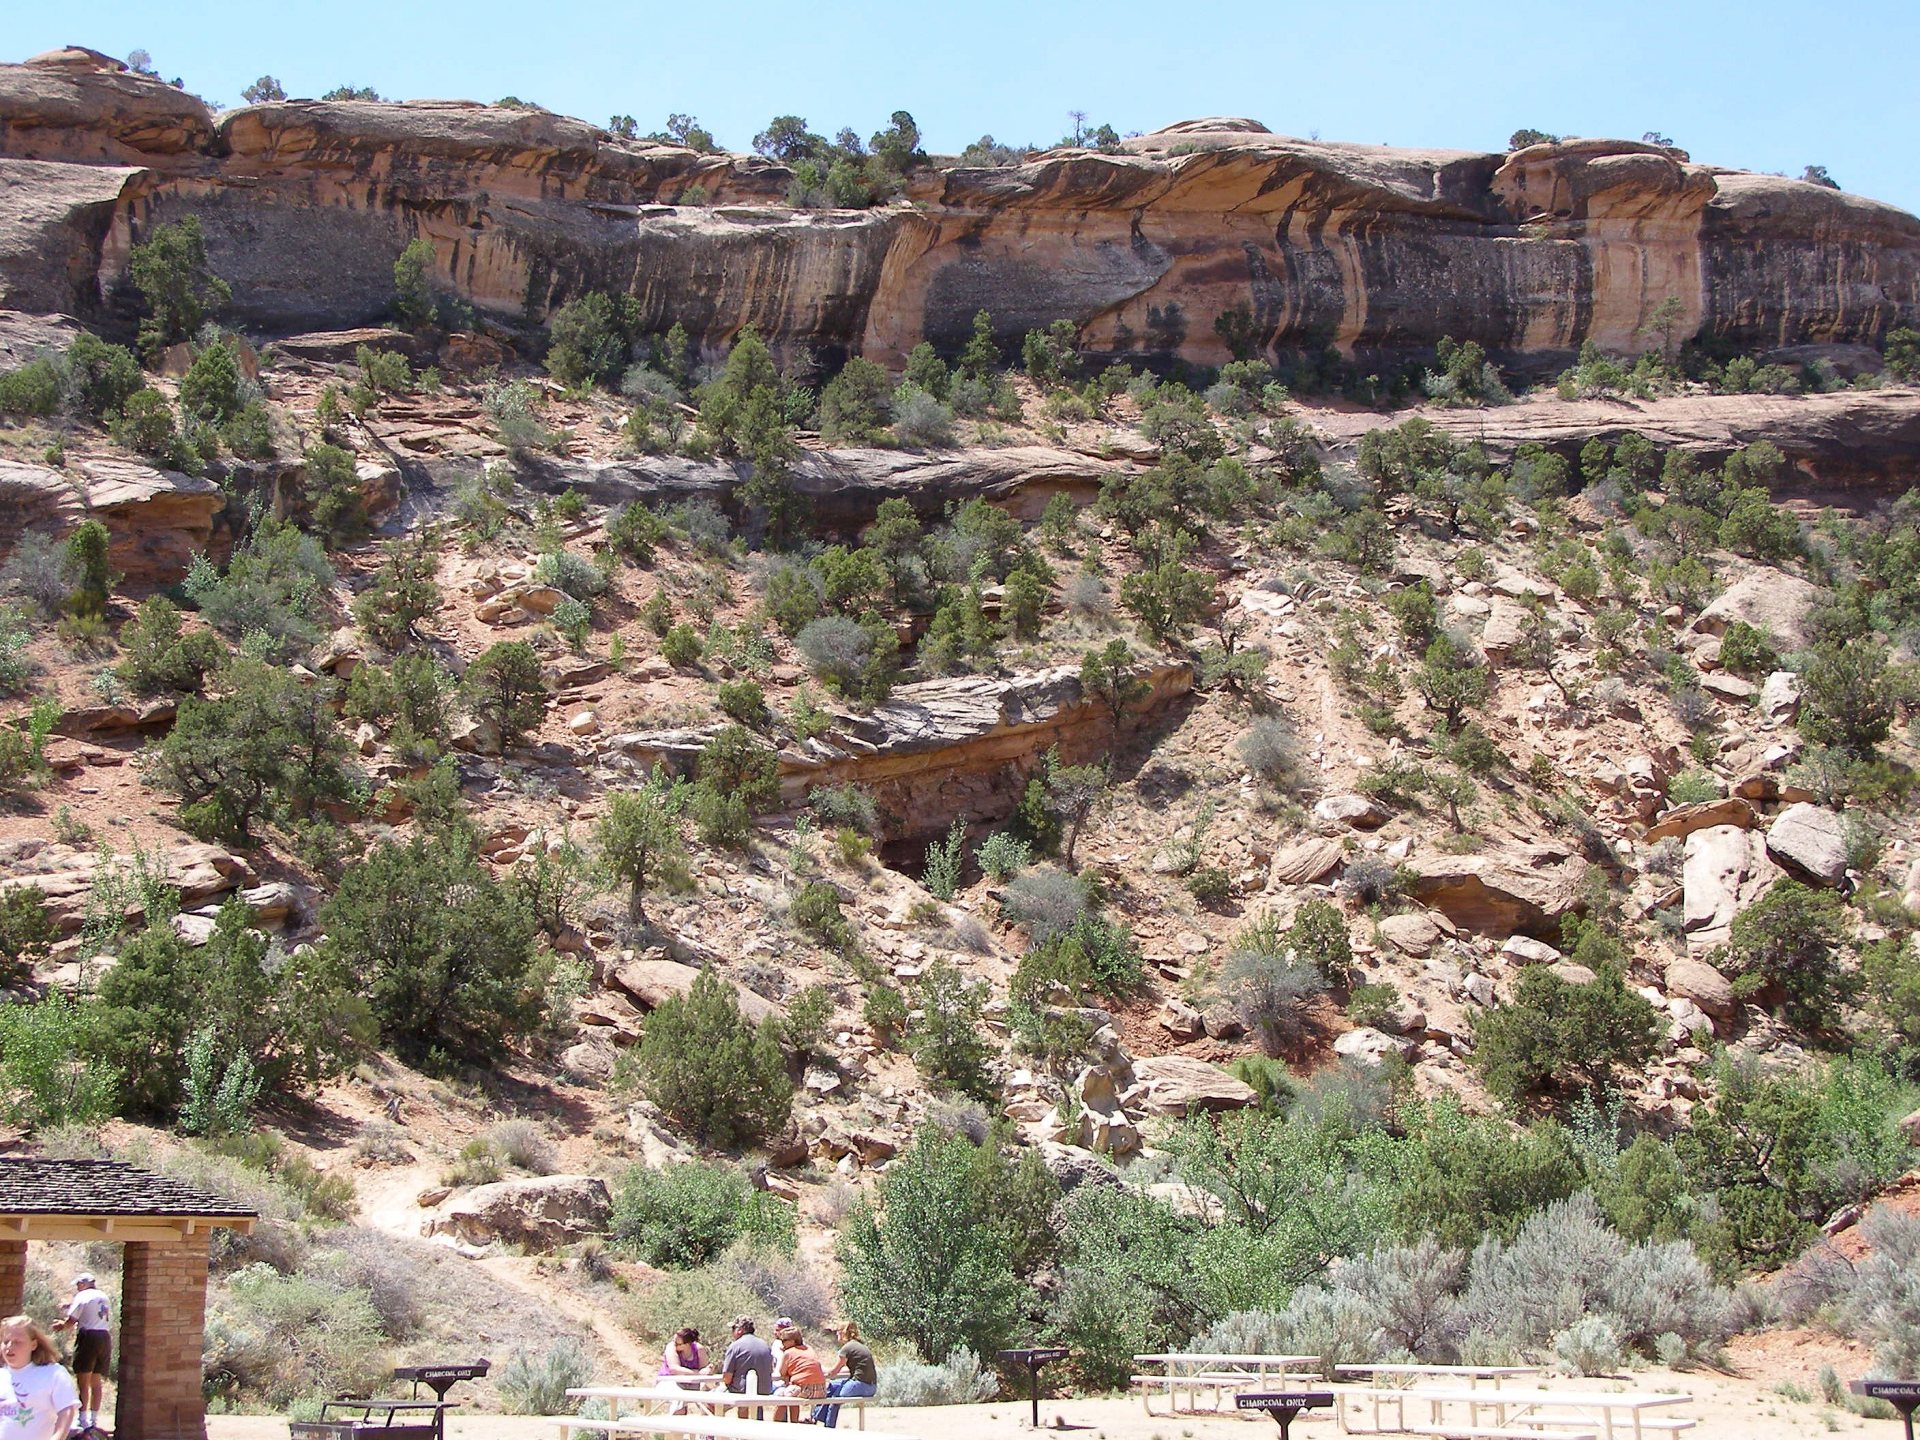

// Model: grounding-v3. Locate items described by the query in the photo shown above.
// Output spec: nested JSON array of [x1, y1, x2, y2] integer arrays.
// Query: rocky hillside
[[2, 48, 1918, 368], [2, 43, 1919, 1413]]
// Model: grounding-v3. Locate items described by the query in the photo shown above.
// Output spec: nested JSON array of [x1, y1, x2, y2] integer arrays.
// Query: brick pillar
[[0, 1241, 24, 1316], [117, 1237, 210, 1440]]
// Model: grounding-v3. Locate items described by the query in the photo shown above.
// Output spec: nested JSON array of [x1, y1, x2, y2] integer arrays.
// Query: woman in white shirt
[[0, 1316, 78, 1440]]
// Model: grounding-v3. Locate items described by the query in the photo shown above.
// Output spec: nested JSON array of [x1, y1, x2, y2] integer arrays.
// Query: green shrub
[[596, 770, 690, 922], [1472, 964, 1662, 1107], [1287, 900, 1355, 983], [202, 1263, 387, 1408], [1721, 880, 1855, 1031], [0, 359, 61, 417], [974, 831, 1030, 881], [355, 345, 413, 395], [463, 641, 546, 748], [0, 886, 56, 985], [196, 517, 336, 660], [116, 596, 224, 695], [64, 520, 112, 620], [535, 547, 608, 601], [922, 820, 965, 900], [146, 658, 353, 841], [129, 217, 231, 362], [1665, 769, 1719, 806], [606, 502, 667, 564], [0, 993, 119, 1128], [716, 677, 771, 729], [837, 1130, 1034, 1362], [611, 1161, 794, 1268], [626, 1266, 761, 1347], [807, 782, 878, 834], [64, 333, 144, 419], [873, 1350, 998, 1406], [636, 971, 793, 1148], [319, 835, 544, 1066], [819, 358, 893, 443], [180, 339, 244, 422], [660, 622, 704, 668], [496, 1338, 594, 1415], [545, 291, 639, 388], [907, 960, 994, 1100]]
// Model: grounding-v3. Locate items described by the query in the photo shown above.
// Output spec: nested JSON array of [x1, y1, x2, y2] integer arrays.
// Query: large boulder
[[1665, 957, 1738, 1022], [1646, 797, 1754, 841], [423, 1175, 611, 1251], [1124, 1056, 1258, 1117], [1692, 572, 1824, 650], [1268, 837, 1343, 886], [0, 838, 250, 934], [1682, 824, 1782, 945], [1314, 794, 1390, 830], [608, 958, 778, 1026], [0, 460, 83, 556], [1405, 846, 1590, 939], [76, 458, 225, 587], [1765, 803, 1849, 887], [1334, 1027, 1415, 1066], [1378, 912, 1444, 958], [1758, 671, 1802, 723]]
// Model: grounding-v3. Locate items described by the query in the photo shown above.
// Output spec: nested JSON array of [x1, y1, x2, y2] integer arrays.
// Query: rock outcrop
[[422, 1174, 612, 1251], [1405, 845, 1590, 940], [606, 662, 1192, 847], [1, 53, 1915, 370]]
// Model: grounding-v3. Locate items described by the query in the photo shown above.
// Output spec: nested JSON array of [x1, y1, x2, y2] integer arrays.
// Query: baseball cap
[[774, 1316, 794, 1332], [74, 1273, 95, 1287]]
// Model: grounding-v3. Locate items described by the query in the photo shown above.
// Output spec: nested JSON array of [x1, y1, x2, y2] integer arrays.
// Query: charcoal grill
[[290, 1360, 491, 1440]]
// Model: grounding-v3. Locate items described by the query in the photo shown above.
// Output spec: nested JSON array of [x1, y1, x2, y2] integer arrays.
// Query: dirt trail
[[349, 1162, 655, 1380]]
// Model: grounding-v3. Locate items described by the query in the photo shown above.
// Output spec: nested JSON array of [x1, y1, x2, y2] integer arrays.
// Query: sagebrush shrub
[[497, 1338, 595, 1415], [872, 1349, 997, 1407], [1552, 1314, 1623, 1376], [999, 866, 1089, 942], [1835, 1210, 1920, 1374]]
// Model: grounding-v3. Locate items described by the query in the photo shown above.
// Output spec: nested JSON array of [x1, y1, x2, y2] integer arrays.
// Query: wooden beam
[[0, 1214, 255, 1243]]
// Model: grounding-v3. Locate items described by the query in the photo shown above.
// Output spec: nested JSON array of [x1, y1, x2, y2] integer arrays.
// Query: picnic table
[[1334, 1364, 1542, 1390], [1131, 1353, 1323, 1415], [1340, 1383, 1694, 1440], [566, 1383, 876, 1428], [552, 1415, 917, 1440]]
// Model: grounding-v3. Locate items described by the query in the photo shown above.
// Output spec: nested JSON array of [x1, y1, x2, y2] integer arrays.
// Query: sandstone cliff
[[2, 50, 1916, 366]]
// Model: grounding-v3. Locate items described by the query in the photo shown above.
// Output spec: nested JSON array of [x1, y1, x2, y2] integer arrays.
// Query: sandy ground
[[201, 1366, 1912, 1440]]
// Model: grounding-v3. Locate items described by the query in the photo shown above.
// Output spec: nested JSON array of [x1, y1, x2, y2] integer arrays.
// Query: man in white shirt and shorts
[[51, 1276, 109, 1436]]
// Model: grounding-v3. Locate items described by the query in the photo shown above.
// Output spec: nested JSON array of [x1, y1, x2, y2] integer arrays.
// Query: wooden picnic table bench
[[1343, 1384, 1693, 1440], [553, 1410, 914, 1440], [566, 1384, 874, 1430], [1334, 1364, 1543, 1390], [1131, 1354, 1322, 1415]]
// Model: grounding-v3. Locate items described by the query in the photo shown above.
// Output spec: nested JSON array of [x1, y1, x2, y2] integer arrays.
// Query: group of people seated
[[658, 1315, 876, 1427]]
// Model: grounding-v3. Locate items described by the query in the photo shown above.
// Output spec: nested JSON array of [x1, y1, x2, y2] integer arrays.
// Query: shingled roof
[[0, 1159, 257, 1219]]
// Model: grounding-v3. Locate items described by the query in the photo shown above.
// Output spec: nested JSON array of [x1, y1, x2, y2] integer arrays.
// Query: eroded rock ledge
[[1, 51, 1914, 366], [604, 662, 1193, 847]]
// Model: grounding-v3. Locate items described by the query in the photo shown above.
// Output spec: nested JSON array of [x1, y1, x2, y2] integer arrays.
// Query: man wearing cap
[[51, 1274, 110, 1436], [719, 1316, 773, 1419]]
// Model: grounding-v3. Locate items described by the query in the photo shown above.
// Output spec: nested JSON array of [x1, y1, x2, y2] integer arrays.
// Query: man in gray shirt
[[720, 1315, 774, 1411]]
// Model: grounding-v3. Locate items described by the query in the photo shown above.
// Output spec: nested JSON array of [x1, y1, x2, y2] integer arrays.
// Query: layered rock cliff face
[[3, 48, 1918, 367]]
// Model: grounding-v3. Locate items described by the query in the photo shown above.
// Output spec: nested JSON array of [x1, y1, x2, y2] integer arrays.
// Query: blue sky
[[14, 0, 1919, 213]]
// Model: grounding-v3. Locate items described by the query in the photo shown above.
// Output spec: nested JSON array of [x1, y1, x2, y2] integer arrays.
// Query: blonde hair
[[0, 1316, 58, 1366], [780, 1329, 806, 1348], [838, 1321, 861, 1342]]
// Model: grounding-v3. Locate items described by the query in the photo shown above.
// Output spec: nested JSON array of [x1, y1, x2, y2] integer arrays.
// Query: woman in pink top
[[657, 1328, 707, 1415]]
